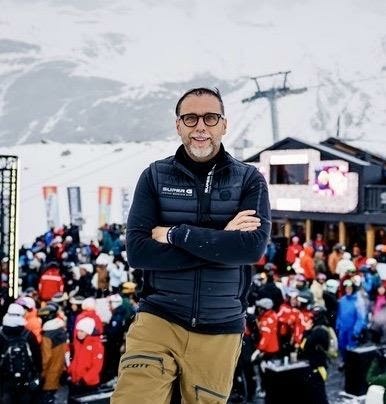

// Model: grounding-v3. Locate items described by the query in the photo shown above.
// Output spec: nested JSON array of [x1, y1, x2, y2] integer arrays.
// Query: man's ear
[[223, 118, 228, 134], [176, 119, 182, 136]]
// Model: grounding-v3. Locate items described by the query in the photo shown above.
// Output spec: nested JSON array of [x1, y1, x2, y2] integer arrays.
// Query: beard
[[184, 135, 223, 162], [187, 142, 214, 161]]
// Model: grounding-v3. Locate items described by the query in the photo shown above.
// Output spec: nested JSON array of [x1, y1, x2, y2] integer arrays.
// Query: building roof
[[321, 137, 386, 167], [244, 137, 376, 167]]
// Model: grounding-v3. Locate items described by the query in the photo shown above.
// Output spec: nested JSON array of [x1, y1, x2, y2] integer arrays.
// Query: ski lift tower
[[242, 71, 307, 143], [0, 155, 20, 298]]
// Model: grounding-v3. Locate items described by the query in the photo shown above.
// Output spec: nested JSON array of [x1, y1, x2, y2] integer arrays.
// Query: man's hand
[[224, 210, 261, 232], [151, 226, 170, 244]]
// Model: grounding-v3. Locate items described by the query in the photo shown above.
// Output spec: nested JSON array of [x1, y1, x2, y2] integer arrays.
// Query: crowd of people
[[1, 224, 386, 403], [230, 233, 386, 403], [0, 223, 139, 403]]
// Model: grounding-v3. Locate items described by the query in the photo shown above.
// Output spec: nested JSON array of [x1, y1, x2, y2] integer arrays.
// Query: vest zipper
[[191, 191, 200, 328], [173, 162, 217, 329], [191, 268, 201, 328], [120, 354, 165, 374]]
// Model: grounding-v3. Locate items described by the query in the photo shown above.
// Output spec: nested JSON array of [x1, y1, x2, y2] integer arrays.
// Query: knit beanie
[[255, 298, 274, 310], [15, 296, 36, 310], [82, 297, 96, 311], [109, 293, 123, 309], [2, 303, 26, 327], [76, 317, 95, 335]]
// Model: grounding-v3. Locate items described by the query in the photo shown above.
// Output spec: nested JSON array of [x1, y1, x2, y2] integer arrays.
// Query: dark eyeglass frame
[[178, 113, 225, 127]]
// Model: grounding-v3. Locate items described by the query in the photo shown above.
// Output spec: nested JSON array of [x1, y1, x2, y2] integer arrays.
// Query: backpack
[[0, 328, 38, 388], [314, 325, 339, 359], [300, 325, 338, 359]]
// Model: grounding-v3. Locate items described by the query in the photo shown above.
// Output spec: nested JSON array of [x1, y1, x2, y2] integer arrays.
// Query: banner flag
[[98, 186, 112, 227], [67, 186, 83, 227], [121, 187, 130, 224], [42, 186, 60, 229]]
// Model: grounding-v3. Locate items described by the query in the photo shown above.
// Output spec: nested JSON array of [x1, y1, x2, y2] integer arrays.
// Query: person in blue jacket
[[112, 87, 271, 403], [361, 258, 381, 303], [336, 279, 368, 362]]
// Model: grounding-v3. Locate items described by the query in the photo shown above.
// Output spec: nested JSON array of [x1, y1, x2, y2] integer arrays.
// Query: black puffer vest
[[139, 146, 254, 333]]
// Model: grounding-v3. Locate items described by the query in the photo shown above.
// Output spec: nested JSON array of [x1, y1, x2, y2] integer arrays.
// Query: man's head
[[343, 279, 354, 295], [175, 87, 227, 162], [291, 236, 299, 245]]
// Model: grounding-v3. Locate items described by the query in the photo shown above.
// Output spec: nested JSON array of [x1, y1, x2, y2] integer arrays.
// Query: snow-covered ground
[[0, 0, 385, 245], [0, 0, 385, 146]]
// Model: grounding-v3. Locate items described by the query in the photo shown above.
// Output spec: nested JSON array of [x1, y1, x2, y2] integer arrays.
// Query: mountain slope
[[0, 0, 385, 148]]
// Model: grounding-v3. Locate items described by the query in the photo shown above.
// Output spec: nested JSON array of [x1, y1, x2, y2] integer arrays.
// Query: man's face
[[176, 94, 227, 162], [345, 285, 353, 295]]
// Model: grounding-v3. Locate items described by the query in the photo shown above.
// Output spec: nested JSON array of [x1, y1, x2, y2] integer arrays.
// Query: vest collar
[[173, 144, 233, 178]]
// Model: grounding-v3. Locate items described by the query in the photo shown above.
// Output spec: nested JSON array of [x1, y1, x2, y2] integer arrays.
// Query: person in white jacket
[[109, 260, 127, 294], [310, 273, 327, 308]]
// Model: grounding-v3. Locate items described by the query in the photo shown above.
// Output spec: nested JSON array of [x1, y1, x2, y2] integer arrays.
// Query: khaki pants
[[111, 312, 242, 404]]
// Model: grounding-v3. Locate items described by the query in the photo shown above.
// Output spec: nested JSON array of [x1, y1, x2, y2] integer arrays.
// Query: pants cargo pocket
[[194, 385, 228, 403]]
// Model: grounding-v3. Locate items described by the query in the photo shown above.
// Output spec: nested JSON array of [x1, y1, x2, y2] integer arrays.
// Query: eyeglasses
[[179, 113, 224, 127]]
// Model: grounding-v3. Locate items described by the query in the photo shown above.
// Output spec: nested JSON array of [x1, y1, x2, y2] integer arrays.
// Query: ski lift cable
[[301, 74, 386, 90], [22, 146, 126, 191], [241, 73, 385, 90], [20, 145, 151, 203]]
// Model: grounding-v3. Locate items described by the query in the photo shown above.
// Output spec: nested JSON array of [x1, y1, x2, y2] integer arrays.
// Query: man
[[286, 236, 303, 265], [103, 294, 127, 382], [38, 304, 67, 404], [299, 306, 332, 404], [300, 242, 316, 282], [327, 243, 344, 277], [38, 261, 64, 302], [310, 272, 327, 308], [251, 298, 279, 399], [248, 265, 283, 312], [112, 87, 271, 403], [0, 303, 41, 403], [336, 279, 367, 363], [362, 257, 381, 303]]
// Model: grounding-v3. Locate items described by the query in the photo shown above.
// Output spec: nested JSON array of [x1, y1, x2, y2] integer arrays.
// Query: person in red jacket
[[38, 262, 64, 302], [352, 245, 367, 270], [277, 288, 303, 355], [254, 298, 279, 355], [300, 243, 316, 282], [251, 298, 279, 399], [296, 294, 314, 343], [16, 296, 42, 344], [286, 236, 303, 265], [68, 317, 104, 399], [74, 297, 104, 338]]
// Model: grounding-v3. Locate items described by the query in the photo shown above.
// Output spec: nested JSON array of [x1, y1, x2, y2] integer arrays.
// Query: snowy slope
[[1, 134, 384, 246], [0, 0, 385, 147], [0, 0, 386, 244]]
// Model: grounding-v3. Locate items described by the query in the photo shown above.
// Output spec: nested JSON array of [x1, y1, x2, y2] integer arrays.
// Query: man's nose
[[196, 116, 206, 131]]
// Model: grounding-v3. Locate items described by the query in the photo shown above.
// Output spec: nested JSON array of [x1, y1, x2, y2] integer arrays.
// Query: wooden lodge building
[[244, 137, 386, 258]]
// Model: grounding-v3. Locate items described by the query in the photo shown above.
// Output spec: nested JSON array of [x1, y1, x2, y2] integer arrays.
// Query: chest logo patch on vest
[[161, 186, 194, 198], [220, 190, 232, 201]]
